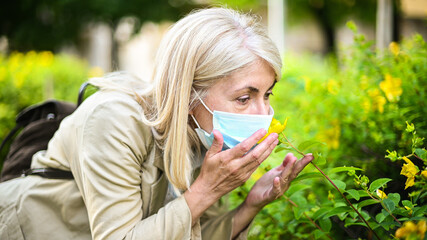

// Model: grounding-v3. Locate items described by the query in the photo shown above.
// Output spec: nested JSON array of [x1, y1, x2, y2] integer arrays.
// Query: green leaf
[[324, 206, 352, 218], [313, 229, 325, 239], [330, 179, 346, 191], [293, 206, 305, 220], [376, 212, 386, 223], [413, 205, 427, 217], [289, 194, 308, 206], [319, 218, 332, 232], [357, 190, 371, 198], [358, 199, 379, 208], [274, 145, 292, 153], [328, 166, 363, 174], [313, 208, 331, 221], [414, 148, 427, 160], [286, 184, 310, 198], [298, 140, 325, 152], [402, 200, 413, 209], [388, 193, 400, 206], [383, 198, 395, 212], [369, 178, 392, 192], [381, 209, 390, 217], [346, 189, 360, 201], [313, 152, 326, 166], [293, 172, 323, 182]]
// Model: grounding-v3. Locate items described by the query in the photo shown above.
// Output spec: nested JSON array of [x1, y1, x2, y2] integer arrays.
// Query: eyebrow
[[236, 80, 277, 93]]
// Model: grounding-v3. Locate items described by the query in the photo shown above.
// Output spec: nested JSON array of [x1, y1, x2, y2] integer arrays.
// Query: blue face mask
[[191, 96, 274, 150]]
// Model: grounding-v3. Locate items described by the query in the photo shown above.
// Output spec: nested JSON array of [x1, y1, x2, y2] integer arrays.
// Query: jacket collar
[[152, 143, 165, 172]]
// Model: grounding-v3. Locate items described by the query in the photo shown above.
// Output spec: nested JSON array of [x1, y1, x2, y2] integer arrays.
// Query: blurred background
[[1, 0, 426, 239], [0, 0, 426, 77]]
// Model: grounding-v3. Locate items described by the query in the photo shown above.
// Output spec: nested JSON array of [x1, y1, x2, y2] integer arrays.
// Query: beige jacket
[[0, 90, 249, 240]]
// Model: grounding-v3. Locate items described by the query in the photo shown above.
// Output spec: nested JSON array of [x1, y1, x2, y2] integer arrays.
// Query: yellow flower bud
[[389, 42, 400, 56], [417, 220, 426, 238], [376, 189, 387, 199], [258, 117, 287, 143]]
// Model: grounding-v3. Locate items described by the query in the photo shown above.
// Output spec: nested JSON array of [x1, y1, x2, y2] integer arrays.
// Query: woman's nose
[[252, 101, 270, 115]]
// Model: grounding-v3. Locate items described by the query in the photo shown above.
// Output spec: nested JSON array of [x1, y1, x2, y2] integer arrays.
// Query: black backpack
[[0, 82, 93, 182]]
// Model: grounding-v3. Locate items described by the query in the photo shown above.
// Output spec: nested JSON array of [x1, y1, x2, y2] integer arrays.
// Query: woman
[[0, 8, 313, 239]]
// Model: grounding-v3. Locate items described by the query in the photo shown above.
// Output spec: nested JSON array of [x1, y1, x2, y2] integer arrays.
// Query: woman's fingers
[[206, 130, 224, 157], [280, 153, 297, 185], [243, 132, 278, 166], [294, 154, 314, 174], [229, 129, 267, 159]]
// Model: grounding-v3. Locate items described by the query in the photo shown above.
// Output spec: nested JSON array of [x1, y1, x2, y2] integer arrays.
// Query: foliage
[[214, 0, 378, 54], [0, 51, 95, 162], [0, 0, 194, 51], [229, 27, 427, 239]]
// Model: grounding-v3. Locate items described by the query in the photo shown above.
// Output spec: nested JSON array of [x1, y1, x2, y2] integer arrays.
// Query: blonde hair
[[90, 8, 282, 193]]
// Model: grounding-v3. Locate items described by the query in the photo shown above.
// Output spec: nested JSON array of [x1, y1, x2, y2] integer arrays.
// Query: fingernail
[[269, 132, 278, 139]]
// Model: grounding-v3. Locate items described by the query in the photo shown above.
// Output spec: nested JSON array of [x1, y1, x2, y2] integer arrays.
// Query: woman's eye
[[236, 96, 250, 104], [264, 92, 273, 100]]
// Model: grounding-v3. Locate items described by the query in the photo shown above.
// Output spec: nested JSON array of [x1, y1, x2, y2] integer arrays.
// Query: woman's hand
[[244, 152, 314, 211], [184, 129, 279, 225], [230, 152, 313, 238]]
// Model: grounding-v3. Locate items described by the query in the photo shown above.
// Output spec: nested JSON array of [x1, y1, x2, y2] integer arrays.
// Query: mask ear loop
[[192, 88, 213, 115], [190, 114, 202, 129]]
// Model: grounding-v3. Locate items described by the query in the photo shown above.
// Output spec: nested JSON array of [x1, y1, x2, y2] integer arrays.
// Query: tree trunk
[[312, 8, 336, 55]]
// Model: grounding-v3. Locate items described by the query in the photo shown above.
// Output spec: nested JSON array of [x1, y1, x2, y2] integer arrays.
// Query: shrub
[[0, 51, 95, 163], [229, 25, 427, 239]]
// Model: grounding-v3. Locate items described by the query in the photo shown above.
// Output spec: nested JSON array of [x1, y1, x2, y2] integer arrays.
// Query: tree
[[214, 0, 379, 55], [0, 0, 195, 52]]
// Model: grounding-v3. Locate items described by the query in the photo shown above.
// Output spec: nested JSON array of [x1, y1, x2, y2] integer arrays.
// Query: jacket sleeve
[[200, 196, 251, 240], [69, 93, 198, 240]]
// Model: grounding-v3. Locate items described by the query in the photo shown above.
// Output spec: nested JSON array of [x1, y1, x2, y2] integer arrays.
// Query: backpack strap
[[23, 168, 74, 179]]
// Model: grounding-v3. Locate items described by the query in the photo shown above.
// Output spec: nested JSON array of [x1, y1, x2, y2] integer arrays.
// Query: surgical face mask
[[190, 95, 274, 150]]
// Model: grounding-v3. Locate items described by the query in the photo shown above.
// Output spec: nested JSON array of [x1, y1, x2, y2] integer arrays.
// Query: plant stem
[[282, 134, 381, 240], [411, 153, 423, 161], [366, 192, 402, 226], [284, 196, 334, 240], [282, 135, 307, 157]]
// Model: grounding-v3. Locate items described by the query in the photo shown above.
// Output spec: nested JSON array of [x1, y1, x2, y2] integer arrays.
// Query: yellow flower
[[302, 76, 311, 93], [327, 78, 339, 95], [376, 189, 387, 199], [13, 70, 28, 89], [379, 74, 402, 102], [258, 117, 287, 143], [404, 206, 413, 215], [395, 221, 426, 239], [88, 66, 104, 78], [421, 170, 427, 179], [389, 42, 400, 56], [39, 51, 54, 67], [251, 169, 264, 181], [318, 120, 340, 149], [9, 52, 23, 72], [418, 220, 426, 239], [368, 89, 386, 113], [400, 157, 419, 189], [361, 98, 371, 113]]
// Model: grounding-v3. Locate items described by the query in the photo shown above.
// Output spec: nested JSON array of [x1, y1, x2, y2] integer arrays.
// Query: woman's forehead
[[211, 60, 276, 93]]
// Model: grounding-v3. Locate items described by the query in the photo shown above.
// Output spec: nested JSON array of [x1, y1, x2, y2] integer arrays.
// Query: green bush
[[229, 25, 427, 239], [0, 51, 95, 162]]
